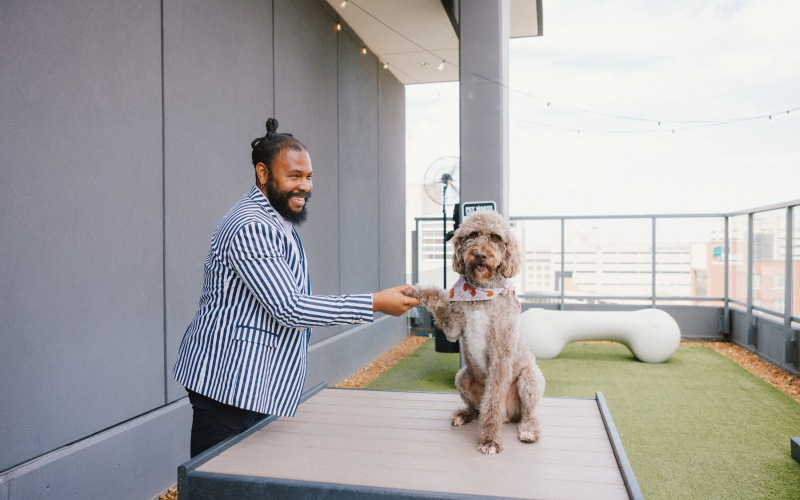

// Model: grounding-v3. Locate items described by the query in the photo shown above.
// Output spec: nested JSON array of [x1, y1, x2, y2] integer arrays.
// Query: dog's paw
[[518, 417, 542, 443], [451, 407, 478, 426], [404, 285, 447, 308], [478, 438, 503, 455]]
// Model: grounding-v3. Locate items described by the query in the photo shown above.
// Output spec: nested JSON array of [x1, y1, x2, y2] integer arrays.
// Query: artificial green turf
[[366, 338, 800, 499]]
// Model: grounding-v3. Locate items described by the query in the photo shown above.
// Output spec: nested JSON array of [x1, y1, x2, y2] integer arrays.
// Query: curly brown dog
[[405, 211, 545, 455]]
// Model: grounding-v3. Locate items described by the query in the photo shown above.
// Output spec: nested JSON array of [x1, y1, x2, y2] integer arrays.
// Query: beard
[[265, 177, 311, 225]]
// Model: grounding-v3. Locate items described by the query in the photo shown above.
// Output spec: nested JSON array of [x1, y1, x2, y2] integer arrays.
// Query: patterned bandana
[[448, 275, 520, 310]]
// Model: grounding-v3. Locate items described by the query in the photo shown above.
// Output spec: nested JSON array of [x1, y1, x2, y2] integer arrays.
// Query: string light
[[769, 115, 773, 126], [544, 102, 551, 113], [361, 46, 367, 55], [437, 60, 445, 71], [340, 0, 347, 8], [382, 61, 389, 70], [336, 22, 342, 32]]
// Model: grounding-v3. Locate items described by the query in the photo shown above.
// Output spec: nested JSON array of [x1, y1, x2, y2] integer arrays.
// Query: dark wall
[[0, 0, 407, 494]]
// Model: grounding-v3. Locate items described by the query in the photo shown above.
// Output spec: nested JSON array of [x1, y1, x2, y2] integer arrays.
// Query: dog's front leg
[[478, 358, 514, 455], [404, 285, 463, 341]]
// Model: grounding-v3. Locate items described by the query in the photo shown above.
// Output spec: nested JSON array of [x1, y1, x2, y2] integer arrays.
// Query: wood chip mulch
[[159, 486, 177, 500]]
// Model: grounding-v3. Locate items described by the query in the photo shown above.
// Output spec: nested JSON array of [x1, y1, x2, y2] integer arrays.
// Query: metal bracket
[[718, 309, 731, 336]]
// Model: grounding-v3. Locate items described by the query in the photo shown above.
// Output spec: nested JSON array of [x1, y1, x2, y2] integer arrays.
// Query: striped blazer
[[174, 186, 373, 416]]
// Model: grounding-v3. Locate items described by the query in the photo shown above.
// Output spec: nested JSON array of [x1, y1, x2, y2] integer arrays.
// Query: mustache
[[289, 191, 311, 200]]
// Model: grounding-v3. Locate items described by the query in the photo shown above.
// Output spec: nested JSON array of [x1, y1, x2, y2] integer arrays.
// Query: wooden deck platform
[[179, 386, 642, 499]]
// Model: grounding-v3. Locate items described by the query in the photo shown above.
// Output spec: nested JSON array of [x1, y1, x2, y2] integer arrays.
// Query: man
[[174, 118, 418, 457]]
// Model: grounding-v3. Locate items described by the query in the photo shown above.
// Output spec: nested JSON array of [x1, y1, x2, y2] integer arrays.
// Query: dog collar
[[449, 275, 520, 310]]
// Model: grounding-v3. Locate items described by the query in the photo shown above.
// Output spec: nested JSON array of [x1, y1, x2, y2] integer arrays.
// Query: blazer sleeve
[[228, 220, 374, 327]]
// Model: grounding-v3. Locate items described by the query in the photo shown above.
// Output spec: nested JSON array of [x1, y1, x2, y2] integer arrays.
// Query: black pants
[[187, 390, 269, 458]]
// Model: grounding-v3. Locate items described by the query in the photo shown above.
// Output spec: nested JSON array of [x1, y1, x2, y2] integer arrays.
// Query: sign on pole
[[460, 201, 496, 223]]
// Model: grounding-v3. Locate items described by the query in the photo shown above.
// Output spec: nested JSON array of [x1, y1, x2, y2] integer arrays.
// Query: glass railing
[[412, 199, 799, 327]]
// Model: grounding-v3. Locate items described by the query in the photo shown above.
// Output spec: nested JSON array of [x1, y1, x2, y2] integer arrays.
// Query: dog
[[405, 211, 545, 455]]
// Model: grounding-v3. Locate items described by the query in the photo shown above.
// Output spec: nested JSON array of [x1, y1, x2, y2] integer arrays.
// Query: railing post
[[651, 217, 657, 308], [560, 218, 565, 310], [784, 207, 796, 365], [722, 216, 731, 336], [747, 212, 757, 346]]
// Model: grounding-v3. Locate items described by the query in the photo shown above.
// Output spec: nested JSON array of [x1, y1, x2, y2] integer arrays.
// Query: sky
[[405, 0, 800, 218]]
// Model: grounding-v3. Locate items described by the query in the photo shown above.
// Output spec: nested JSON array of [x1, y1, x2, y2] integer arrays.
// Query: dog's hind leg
[[516, 363, 545, 443], [452, 367, 481, 426]]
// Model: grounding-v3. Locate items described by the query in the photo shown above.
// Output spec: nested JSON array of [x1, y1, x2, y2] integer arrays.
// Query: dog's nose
[[474, 251, 487, 262]]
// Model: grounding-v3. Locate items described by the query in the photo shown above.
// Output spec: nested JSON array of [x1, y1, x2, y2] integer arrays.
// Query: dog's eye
[[467, 231, 480, 240], [489, 234, 502, 243]]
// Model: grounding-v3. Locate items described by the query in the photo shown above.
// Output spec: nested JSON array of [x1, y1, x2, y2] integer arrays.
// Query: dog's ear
[[501, 234, 521, 278], [451, 234, 466, 275]]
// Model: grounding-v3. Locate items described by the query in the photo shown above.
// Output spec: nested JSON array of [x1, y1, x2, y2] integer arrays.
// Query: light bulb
[[437, 60, 445, 71], [340, 0, 347, 8], [336, 22, 342, 32], [361, 47, 367, 55]]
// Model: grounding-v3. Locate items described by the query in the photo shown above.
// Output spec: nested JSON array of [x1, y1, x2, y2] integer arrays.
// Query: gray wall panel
[[0, 0, 164, 472], [274, 0, 342, 343], [306, 316, 408, 389], [338, 31, 380, 297], [162, 0, 274, 403], [0, 400, 190, 500], [379, 68, 407, 288], [659, 305, 722, 339]]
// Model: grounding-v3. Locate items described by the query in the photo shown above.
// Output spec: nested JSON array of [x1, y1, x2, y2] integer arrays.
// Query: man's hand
[[372, 284, 420, 316]]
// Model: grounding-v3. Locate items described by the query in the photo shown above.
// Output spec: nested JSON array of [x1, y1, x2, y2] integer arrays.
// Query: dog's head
[[451, 211, 521, 287]]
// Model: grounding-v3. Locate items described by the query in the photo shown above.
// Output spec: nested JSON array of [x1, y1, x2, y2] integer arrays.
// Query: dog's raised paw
[[478, 439, 502, 455]]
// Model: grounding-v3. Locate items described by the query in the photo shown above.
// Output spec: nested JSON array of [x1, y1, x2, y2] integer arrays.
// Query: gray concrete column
[[459, 0, 511, 217]]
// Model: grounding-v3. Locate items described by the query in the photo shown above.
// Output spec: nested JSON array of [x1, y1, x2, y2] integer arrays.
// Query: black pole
[[435, 175, 459, 353], [442, 183, 447, 289]]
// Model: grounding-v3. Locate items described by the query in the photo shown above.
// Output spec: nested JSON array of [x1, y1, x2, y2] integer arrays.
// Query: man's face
[[258, 149, 313, 225]]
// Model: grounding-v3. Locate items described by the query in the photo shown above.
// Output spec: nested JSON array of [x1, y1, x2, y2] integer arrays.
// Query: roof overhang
[[326, 0, 543, 85]]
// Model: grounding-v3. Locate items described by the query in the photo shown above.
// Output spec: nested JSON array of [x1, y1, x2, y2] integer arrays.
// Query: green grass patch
[[367, 338, 800, 499]]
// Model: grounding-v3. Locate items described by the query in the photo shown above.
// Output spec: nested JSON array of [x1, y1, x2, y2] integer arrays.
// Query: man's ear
[[255, 162, 269, 185]]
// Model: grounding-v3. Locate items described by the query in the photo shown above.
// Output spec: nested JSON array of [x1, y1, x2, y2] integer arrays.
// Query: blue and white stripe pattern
[[174, 186, 373, 416]]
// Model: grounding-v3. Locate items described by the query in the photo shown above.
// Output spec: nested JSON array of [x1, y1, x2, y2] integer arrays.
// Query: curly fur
[[406, 211, 545, 455]]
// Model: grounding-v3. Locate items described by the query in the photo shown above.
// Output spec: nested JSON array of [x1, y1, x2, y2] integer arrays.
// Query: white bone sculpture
[[521, 308, 681, 363]]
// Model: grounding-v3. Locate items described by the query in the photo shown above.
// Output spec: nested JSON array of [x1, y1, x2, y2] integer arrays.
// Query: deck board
[[192, 389, 635, 499]]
